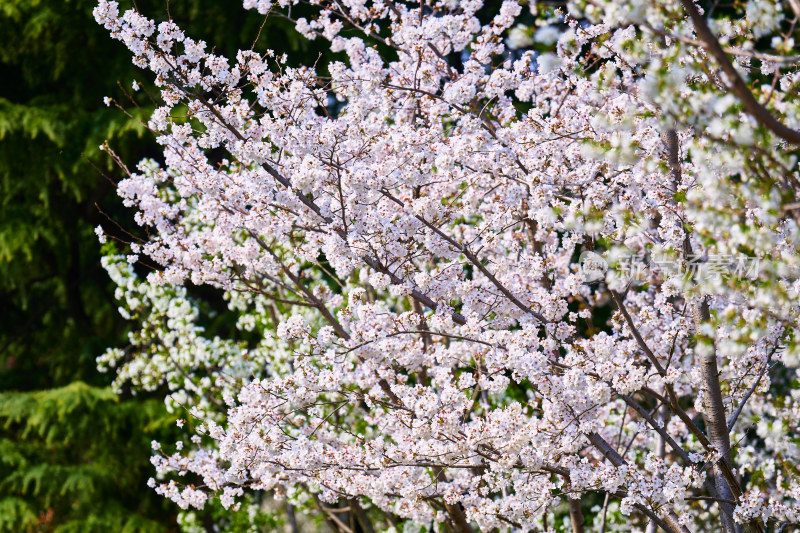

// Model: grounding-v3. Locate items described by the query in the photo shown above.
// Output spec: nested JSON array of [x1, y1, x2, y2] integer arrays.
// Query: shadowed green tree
[[0, 1, 325, 531]]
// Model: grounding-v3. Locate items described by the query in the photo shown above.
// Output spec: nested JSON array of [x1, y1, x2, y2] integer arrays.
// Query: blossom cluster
[[94, 0, 800, 531]]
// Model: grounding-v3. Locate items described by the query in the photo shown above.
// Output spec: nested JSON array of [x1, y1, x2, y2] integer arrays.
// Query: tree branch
[[587, 432, 691, 533], [694, 298, 738, 533], [727, 348, 775, 432], [680, 0, 800, 144]]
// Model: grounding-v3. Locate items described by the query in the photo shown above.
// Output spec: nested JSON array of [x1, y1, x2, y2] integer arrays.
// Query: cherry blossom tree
[[93, 0, 800, 531]]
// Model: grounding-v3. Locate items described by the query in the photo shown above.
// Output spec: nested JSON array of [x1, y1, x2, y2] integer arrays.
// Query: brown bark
[[349, 498, 376, 533], [568, 498, 585, 533], [588, 432, 691, 533], [680, 0, 800, 145], [695, 299, 739, 533], [435, 469, 476, 533]]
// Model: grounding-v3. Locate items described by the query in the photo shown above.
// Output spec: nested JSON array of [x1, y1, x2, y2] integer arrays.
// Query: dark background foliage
[[0, 1, 325, 530]]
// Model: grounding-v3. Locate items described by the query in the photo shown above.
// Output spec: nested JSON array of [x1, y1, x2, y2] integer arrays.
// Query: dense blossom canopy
[[94, 0, 800, 531]]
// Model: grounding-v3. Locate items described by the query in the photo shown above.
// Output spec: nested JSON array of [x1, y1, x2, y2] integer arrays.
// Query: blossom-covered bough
[[94, 0, 800, 531]]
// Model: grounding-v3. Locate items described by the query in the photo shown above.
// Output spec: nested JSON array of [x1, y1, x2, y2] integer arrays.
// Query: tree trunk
[[569, 498, 585, 533], [696, 298, 739, 533]]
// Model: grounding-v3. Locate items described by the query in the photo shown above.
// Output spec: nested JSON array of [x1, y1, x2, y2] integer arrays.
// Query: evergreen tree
[[0, 1, 323, 530]]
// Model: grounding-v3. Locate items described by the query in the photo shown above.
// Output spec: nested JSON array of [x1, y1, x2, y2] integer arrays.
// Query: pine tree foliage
[[0, 0, 338, 530], [0, 382, 177, 532]]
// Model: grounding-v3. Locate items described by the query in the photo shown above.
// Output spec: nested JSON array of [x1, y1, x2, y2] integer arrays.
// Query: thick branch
[[694, 298, 738, 533], [661, 129, 682, 187], [349, 498, 376, 533], [622, 395, 725, 512], [728, 350, 775, 431], [611, 290, 666, 376], [435, 469, 477, 533], [569, 498, 585, 533], [620, 395, 690, 463], [588, 432, 691, 533], [380, 189, 549, 323], [680, 0, 800, 144]]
